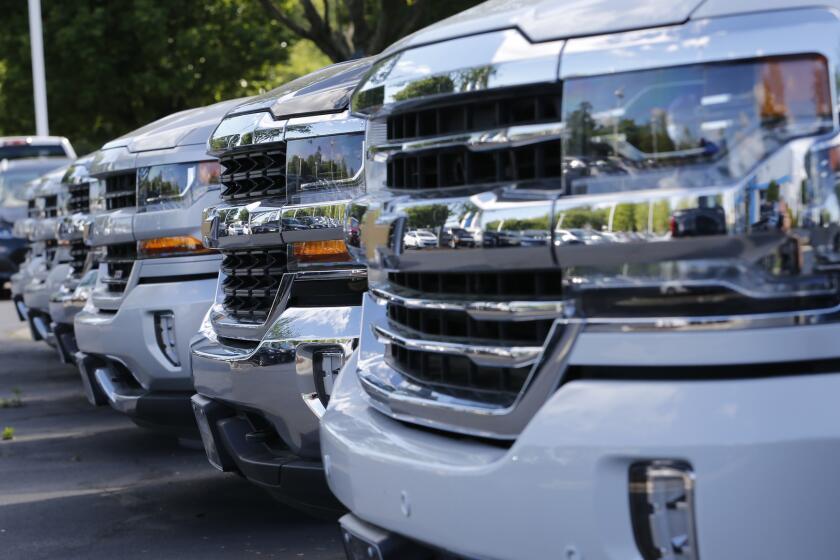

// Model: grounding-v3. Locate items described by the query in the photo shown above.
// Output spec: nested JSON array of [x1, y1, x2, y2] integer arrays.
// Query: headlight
[[562, 54, 833, 194], [286, 133, 365, 202], [137, 161, 220, 210]]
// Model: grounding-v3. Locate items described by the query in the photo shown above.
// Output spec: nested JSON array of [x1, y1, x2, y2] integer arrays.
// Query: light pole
[[27, 0, 49, 136]]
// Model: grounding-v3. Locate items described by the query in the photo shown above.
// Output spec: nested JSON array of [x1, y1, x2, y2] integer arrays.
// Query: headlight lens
[[562, 54, 833, 195], [286, 133, 365, 203], [137, 161, 220, 210]]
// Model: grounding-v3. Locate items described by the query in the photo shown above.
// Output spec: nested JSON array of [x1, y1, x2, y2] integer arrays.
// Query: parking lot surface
[[0, 301, 344, 560]]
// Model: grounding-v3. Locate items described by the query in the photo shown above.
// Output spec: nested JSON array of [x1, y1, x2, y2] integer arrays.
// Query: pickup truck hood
[[228, 58, 372, 119], [389, 0, 705, 51], [101, 97, 247, 153], [389, 0, 840, 52]]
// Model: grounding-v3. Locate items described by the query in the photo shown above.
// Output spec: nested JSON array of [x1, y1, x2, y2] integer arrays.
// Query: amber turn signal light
[[292, 240, 352, 263], [137, 236, 212, 258]]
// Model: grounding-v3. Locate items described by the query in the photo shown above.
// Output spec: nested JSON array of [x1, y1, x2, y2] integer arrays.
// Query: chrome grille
[[388, 343, 532, 405], [220, 248, 288, 323], [69, 240, 88, 276], [386, 89, 561, 141], [44, 239, 57, 269], [385, 88, 563, 191], [219, 146, 286, 202], [380, 270, 563, 407], [67, 182, 90, 213], [41, 195, 59, 218], [102, 242, 136, 293], [104, 172, 136, 210]]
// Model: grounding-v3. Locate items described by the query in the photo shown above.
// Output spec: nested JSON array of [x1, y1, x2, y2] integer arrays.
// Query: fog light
[[630, 461, 698, 560], [154, 311, 180, 366]]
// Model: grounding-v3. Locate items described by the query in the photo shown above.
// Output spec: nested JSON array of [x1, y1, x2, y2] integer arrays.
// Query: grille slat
[[69, 240, 88, 276], [220, 147, 286, 202], [105, 173, 136, 210], [102, 243, 137, 293], [67, 182, 90, 213], [385, 88, 562, 191], [383, 270, 563, 406], [44, 239, 58, 269], [220, 248, 288, 323]]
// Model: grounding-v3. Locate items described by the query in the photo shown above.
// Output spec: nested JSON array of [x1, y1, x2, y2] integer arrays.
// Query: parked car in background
[[403, 229, 437, 249], [1, 149, 75, 297], [323, 1, 840, 558], [21, 166, 71, 345], [439, 227, 476, 248], [74, 98, 242, 438], [9, 178, 46, 321], [48, 154, 103, 363], [190, 59, 371, 516], [0, 136, 75, 163]]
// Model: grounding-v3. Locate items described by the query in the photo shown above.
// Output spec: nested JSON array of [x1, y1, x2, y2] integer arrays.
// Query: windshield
[[0, 169, 44, 207], [0, 144, 66, 160]]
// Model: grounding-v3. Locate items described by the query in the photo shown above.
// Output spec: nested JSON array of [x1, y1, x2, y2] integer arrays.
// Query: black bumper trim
[[192, 396, 342, 515]]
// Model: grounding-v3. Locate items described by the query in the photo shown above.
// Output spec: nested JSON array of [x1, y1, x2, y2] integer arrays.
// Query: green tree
[[0, 0, 303, 153], [259, 0, 485, 61], [405, 204, 449, 230]]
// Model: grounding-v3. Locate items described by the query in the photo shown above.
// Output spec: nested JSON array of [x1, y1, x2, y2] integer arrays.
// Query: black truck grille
[[102, 242, 136, 293], [388, 270, 563, 298], [69, 240, 88, 276], [383, 270, 563, 407], [67, 182, 90, 213], [219, 146, 286, 202], [388, 343, 532, 405], [220, 248, 288, 323], [104, 172, 136, 210], [385, 88, 563, 191], [41, 195, 59, 218], [44, 239, 58, 269], [27, 200, 38, 218]]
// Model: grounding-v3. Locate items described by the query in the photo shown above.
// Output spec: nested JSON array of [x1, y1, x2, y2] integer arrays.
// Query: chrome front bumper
[[323, 349, 840, 560], [191, 303, 361, 460]]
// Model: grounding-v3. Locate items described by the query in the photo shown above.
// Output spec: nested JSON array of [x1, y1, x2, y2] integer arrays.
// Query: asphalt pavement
[[0, 301, 345, 560]]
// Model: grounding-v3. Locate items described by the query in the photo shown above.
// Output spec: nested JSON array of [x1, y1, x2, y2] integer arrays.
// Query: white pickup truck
[[323, 1, 840, 558]]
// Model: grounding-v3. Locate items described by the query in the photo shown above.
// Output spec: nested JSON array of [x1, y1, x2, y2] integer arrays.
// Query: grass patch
[[2, 427, 14, 440], [0, 388, 23, 408]]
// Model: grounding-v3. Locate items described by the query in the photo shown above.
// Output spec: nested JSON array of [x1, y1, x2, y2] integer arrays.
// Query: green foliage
[[405, 204, 450, 230], [1, 427, 14, 440], [261, 0, 485, 61], [0, 387, 23, 409], [0, 0, 297, 153], [557, 207, 609, 230]]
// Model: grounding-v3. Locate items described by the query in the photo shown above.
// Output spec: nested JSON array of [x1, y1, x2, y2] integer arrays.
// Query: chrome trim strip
[[352, 29, 564, 116], [370, 285, 566, 321], [209, 271, 295, 341], [285, 110, 366, 139], [374, 121, 566, 155], [298, 268, 367, 281], [373, 324, 542, 368]]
